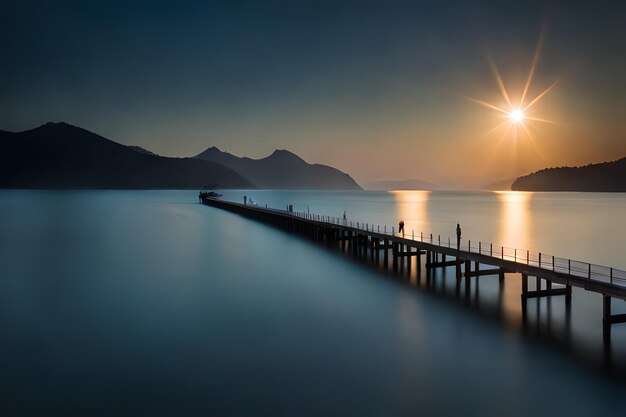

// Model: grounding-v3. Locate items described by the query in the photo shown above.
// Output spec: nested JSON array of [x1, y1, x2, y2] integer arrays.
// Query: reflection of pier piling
[[199, 193, 626, 346]]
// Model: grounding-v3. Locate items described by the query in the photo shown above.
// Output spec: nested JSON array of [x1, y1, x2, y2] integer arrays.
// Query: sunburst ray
[[523, 115, 560, 124], [520, 29, 545, 107], [468, 41, 560, 142], [487, 55, 514, 108], [485, 119, 511, 135], [522, 80, 559, 112], [463, 96, 509, 114]]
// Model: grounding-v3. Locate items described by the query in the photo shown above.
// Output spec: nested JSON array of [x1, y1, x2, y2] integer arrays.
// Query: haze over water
[[1, 190, 625, 416]]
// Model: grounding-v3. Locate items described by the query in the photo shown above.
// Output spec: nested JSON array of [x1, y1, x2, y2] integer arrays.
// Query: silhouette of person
[[399, 220, 405, 235], [456, 223, 462, 250], [343, 211, 347, 221]]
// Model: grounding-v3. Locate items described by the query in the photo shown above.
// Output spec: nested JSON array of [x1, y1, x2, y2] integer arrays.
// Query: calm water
[[1, 189, 625, 416]]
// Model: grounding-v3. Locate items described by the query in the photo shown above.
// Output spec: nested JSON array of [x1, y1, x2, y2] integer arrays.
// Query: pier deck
[[200, 194, 626, 343]]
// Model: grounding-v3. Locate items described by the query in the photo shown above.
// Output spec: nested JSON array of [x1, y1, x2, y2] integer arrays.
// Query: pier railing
[[285, 209, 626, 287]]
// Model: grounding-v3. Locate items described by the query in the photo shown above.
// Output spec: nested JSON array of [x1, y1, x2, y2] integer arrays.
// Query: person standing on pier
[[399, 220, 405, 235], [456, 223, 462, 250]]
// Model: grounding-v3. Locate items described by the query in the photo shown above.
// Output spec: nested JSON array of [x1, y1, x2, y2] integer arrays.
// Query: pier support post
[[521, 275, 572, 303], [405, 245, 411, 273], [521, 273, 528, 298], [392, 242, 399, 271], [383, 239, 389, 267], [603, 295, 612, 345], [416, 249, 422, 270], [601, 295, 626, 346], [603, 295, 611, 322]]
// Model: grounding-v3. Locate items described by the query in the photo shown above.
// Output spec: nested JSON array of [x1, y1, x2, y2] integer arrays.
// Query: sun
[[464, 34, 559, 143], [508, 109, 524, 124]]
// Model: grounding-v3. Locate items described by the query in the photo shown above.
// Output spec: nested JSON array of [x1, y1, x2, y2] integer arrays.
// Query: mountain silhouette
[[127, 145, 158, 157], [196, 146, 362, 190], [512, 157, 626, 191], [0, 123, 254, 189]]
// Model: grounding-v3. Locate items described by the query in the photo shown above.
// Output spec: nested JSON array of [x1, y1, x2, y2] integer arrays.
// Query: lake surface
[[1, 189, 625, 416]]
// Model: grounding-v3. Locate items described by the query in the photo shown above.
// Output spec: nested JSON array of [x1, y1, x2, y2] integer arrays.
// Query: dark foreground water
[[1, 190, 625, 416]]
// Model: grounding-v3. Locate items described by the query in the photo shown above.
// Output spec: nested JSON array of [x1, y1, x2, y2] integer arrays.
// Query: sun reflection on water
[[496, 191, 534, 249], [389, 190, 431, 238], [389, 190, 431, 286], [495, 191, 534, 329]]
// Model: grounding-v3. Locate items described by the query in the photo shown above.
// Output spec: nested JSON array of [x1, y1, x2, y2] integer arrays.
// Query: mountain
[[364, 178, 439, 190], [512, 157, 626, 192], [195, 146, 362, 190], [0, 122, 254, 189]]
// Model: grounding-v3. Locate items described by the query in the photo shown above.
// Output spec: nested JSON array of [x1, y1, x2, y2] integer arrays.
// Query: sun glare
[[508, 109, 524, 123], [465, 33, 559, 146]]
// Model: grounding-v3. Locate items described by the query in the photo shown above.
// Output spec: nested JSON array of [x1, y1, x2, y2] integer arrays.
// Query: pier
[[199, 193, 626, 344]]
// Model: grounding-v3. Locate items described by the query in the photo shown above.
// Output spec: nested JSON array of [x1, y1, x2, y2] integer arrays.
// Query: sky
[[1, 0, 625, 188]]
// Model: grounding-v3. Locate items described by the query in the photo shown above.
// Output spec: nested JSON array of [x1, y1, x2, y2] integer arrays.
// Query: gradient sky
[[1, 0, 625, 187]]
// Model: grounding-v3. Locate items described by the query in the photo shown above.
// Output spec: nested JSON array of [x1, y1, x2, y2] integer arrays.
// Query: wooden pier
[[199, 193, 626, 344]]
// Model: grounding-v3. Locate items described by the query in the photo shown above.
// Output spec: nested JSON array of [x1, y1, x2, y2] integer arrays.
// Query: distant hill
[[196, 146, 362, 190], [127, 145, 158, 157], [512, 157, 626, 192], [0, 122, 254, 189], [364, 178, 438, 190], [481, 178, 515, 191]]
